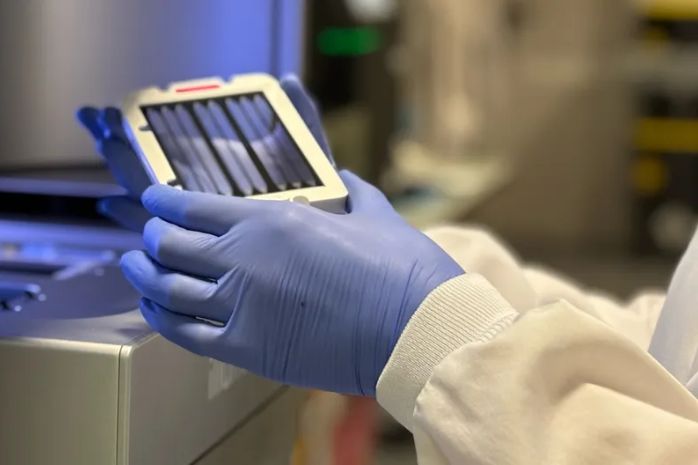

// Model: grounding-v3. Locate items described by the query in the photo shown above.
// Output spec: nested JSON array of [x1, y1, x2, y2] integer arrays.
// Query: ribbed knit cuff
[[376, 274, 518, 431]]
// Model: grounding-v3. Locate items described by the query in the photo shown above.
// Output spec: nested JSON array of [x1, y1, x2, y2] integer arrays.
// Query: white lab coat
[[376, 225, 698, 464]]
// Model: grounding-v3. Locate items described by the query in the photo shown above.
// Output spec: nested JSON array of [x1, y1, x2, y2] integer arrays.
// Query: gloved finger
[[141, 184, 272, 236], [98, 196, 151, 232], [98, 107, 129, 142], [280, 74, 334, 164], [339, 170, 391, 214], [121, 250, 226, 322], [140, 298, 223, 357], [98, 137, 151, 198], [76, 107, 104, 140], [143, 217, 228, 279]]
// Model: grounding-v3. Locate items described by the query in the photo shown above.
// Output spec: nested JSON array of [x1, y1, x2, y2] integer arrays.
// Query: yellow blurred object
[[290, 438, 307, 465], [642, 25, 671, 44], [291, 392, 346, 465], [632, 156, 668, 196], [635, 118, 698, 153], [643, 0, 698, 20], [290, 392, 378, 465]]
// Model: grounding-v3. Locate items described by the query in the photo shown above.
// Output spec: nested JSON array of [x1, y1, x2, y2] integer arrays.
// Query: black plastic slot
[[141, 93, 322, 196]]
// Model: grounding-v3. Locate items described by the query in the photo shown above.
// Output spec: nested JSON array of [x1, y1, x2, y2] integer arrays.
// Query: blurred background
[[305, 0, 698, 262], [0, 0, 697, 464], [302, 2, 698, 462]]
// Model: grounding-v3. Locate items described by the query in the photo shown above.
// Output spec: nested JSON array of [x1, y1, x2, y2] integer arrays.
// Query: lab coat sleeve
[[424, 225, 665, 349], [649, 229, 698, 393], [376, 275, 698, 465]]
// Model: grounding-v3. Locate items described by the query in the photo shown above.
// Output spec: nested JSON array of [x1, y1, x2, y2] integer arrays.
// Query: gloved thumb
[[339, 170, 391, 215]]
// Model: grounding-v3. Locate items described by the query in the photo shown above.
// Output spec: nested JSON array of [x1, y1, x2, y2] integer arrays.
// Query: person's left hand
[[76, 106, 152, 231], [76, 75, 332, 232]]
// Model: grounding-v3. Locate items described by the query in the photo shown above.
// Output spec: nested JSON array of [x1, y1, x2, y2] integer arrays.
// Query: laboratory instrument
[[0, 184, 303, 465], [0, 1, 307, 463]]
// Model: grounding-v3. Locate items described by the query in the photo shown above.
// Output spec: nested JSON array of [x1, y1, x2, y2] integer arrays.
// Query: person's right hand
[[121, 172, 465, 396], [76, 75, 333, 232]]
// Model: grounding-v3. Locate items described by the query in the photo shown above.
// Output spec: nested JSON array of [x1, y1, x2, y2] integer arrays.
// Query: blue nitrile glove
[[120, 174, 464, 396], [76, 106, 152, 231], [76, 75, 332, 232]]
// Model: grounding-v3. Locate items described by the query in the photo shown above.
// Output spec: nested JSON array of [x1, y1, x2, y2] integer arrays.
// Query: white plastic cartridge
[[122, 74, 348, 213]]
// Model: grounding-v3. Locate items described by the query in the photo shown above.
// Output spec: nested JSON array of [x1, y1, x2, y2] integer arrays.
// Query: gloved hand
[[76, 106, 151, 231], [121, 174, 464, 396], [76, 75, 332, 232]]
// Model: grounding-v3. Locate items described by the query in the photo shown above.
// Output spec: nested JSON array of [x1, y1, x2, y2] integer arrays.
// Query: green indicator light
[[317, 27, 382, 56]]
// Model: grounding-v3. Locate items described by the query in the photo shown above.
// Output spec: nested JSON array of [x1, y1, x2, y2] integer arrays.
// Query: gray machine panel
[[0, 1, 307, 461], [0, 334, 297, 465], [0, 338, 121, 464], [195, 388, 305, 465], [0, 219, 302, 464], [120, 335, 283, 465]]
